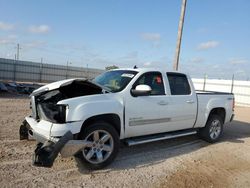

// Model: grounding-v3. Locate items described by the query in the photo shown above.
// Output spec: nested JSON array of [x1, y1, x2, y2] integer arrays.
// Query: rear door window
[[167, 73, 191, 95]]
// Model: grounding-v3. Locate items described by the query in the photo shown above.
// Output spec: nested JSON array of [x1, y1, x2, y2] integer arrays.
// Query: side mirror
[[131, 84, 152, 97]]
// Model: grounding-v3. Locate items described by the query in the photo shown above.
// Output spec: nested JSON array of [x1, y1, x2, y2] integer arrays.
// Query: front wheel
[[75, 122, 120, 170], [198, 115, 224, 143]]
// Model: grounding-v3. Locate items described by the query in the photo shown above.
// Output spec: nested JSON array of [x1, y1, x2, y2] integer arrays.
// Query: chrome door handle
[[186, 100, 195, 104], [158, 101, 168, 105]]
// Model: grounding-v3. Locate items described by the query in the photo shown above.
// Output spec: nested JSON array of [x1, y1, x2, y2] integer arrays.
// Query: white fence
[[192, 78, 250, 107]]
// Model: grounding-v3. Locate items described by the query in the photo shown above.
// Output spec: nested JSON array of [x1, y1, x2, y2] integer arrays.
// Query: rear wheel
[[199, 115, 223, 143], [75, 122, 119, 170]]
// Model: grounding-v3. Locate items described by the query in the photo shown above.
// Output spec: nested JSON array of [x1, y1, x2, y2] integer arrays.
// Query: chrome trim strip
[[129, 115, 196, 126], [129, 117, 171, 126]]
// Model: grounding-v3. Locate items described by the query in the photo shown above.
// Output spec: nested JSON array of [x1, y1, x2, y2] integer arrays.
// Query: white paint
[[27, 69, 234, 142], [134, 84, 152, 92]]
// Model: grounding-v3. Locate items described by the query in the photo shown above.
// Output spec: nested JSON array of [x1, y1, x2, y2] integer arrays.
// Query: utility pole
[[66, 61, 69, 79], [16, 43, 21, 60], [231, 74, 234, 93], [14, 54, 17, 81], [203, 73, 207, 91], [40, 58, 43, 83], [66, 61, 72, 79], [86, 64, 89, 79], [173, 0, 187, 71]]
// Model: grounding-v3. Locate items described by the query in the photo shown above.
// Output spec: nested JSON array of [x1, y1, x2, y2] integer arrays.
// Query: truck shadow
[[221, 120, 250, 143], [76, 120, 250, 174]]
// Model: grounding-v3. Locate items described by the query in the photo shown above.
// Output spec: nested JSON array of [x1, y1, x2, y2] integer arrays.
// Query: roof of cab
[[107, 67, 186, 74]]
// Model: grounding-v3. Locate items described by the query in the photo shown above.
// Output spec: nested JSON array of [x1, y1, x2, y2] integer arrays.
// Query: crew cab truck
[[20, 68, 234, 169]]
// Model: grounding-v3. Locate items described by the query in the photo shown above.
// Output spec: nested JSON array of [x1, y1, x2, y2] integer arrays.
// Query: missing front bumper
[[19, 120, 29, 140], [32, 131, 90, 168], [32, 131, 73, 167], [22, 117, 89, 167]]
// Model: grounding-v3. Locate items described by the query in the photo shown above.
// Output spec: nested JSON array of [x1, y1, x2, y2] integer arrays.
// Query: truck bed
[[196, 90, 233, 95], [194, 90, 234, 128]]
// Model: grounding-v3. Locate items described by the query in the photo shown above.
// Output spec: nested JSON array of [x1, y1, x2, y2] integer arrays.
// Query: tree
[[105, 65, 119, 70]]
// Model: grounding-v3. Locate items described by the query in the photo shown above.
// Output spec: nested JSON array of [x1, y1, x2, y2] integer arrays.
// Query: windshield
[[93, 70, 138, 92]]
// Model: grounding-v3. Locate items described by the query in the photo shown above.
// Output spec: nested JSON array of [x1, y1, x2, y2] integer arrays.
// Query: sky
[[0, 0, 250, 80]]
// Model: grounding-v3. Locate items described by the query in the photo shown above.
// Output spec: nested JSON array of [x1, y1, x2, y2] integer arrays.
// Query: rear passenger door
[[166, 73, 197, 130]]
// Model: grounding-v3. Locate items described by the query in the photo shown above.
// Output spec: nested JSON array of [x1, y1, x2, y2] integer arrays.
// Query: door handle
[[158, 101, 168, 105], [186, 100, 195, 104]]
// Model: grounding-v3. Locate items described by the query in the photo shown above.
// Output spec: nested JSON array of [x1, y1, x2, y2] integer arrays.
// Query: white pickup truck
[[20, 68, 234, 169]]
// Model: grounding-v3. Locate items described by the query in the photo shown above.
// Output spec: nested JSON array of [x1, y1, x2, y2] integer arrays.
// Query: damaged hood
[[31, 78, 104, 96], [30, 78, 106, 123]]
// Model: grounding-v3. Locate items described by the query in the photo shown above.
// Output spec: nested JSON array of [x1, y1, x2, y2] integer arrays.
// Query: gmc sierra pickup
[[20, 68, 234, 169]]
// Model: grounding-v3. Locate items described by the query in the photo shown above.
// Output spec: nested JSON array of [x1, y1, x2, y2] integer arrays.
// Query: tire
[[75, 122, 120, 170], [198, 115, 223, 143]]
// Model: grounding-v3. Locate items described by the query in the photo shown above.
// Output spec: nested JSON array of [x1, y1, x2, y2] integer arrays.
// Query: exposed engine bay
[[34, 79, 104, 123]]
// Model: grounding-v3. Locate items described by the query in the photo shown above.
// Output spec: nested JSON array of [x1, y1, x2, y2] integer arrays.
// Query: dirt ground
[[1, 93, 250, 188]]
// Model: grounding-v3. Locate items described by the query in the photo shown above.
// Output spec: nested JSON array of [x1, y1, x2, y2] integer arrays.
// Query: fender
[[195, 97, 228, 128], [58, 93, 125, 138]]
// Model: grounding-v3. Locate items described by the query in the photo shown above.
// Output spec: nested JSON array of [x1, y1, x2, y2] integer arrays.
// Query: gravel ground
[[1, 93, 250, 188]]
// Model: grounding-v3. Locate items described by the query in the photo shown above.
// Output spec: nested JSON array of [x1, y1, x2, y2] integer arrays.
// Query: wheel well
[[79, 114, 121, 137], [208, 108, 226, 123]]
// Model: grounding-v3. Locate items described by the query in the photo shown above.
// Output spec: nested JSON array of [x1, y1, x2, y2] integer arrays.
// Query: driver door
[[124, 72, 171, 137]]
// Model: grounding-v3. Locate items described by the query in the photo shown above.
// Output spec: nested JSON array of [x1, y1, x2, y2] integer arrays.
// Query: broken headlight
[[37, 103, 67, 124]]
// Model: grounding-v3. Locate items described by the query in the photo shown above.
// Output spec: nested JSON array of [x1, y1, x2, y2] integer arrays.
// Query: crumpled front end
[[24, 116, 91, 168], [20, 78, 104, 141], [20, 78, 105, 167]]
